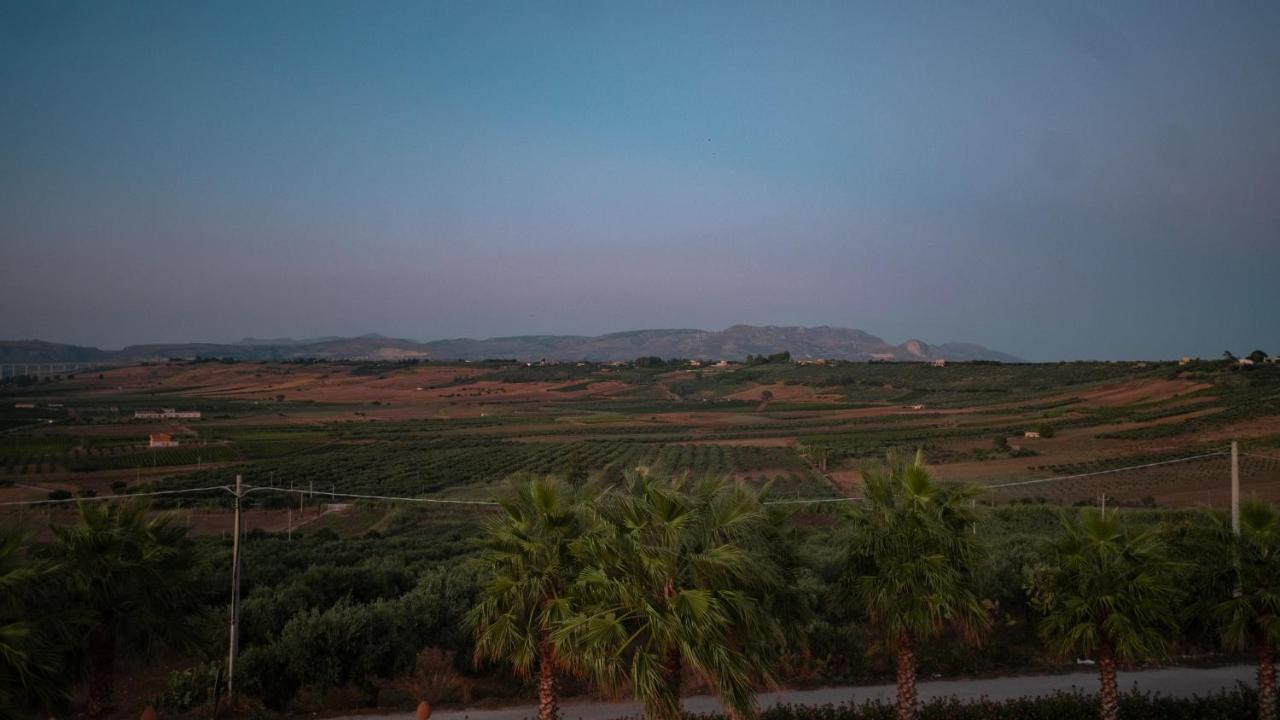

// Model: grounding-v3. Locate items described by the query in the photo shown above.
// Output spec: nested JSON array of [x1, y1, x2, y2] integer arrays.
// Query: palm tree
[[0, 532, 81, 719], [466, 477, 588, 720], [1209, 500, 1280, 720], [1035, 509, 1179, 720], [841, 451, 988, 720], [560, 472, 785, 720], [48, 500, 207, 719]]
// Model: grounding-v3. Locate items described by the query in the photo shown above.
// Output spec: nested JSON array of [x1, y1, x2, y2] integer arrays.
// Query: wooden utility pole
[[1231, 441, 1240, 535], [227, 475, 243, 706]]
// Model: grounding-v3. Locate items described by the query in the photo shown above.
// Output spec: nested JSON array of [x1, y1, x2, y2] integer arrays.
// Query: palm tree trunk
[[1097, 646, 1120, 720], [660, 647, 683, 720], [894, 633, 917, 720], [1260, 641, 1277, 720], [537, 633, 559, 720], [85, 623, 116, 720]]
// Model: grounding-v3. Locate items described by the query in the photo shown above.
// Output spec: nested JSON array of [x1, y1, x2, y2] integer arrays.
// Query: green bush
[[154, 661, 223, 713]]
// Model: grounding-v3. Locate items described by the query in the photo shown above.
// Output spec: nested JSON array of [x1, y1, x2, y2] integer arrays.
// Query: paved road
[[341, 665, 1256, 720]]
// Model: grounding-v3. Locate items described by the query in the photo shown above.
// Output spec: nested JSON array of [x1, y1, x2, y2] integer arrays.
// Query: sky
[[1, 1, 1278, 360]]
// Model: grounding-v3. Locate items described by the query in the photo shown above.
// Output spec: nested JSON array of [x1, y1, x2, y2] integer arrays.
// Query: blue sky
[[2, 1, 1278, 359]]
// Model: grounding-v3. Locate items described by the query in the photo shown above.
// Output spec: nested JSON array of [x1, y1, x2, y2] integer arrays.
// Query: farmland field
[[3, 357, 1279, 514]]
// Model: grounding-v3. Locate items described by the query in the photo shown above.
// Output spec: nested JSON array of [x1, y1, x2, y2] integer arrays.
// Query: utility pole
[[227, 475, 243, 707], [1231, 441, 1240, 535]]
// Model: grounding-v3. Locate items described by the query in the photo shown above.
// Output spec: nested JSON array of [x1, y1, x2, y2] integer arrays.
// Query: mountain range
[[0, 326, 1023, 364]]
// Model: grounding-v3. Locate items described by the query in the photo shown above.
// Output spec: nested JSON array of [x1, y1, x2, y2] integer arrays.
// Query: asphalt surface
[[339, 664, 1257, 720]]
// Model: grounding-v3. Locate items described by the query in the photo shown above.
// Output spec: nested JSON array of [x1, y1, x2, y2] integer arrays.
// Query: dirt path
[[337, 664, 1256, 720]]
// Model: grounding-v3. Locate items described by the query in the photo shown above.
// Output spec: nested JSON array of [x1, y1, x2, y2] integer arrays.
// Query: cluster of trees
[[470, 458, 1280, 720], [745, 351, 792, 365], [1, 501, 207, 719], [7, 462, 1280, 720]]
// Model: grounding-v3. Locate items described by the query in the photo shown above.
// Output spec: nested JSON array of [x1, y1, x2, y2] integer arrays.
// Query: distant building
[[1238, 358, 1255, 367], [931, 359, 946, 367], [1024, 430, 1041, 439], [910, 404, 926, 410], [14, 402, 35, 409], [149, 433, 179, 448], [870, 352, 895, 362], [1266, 356, 1280, 365], [1179, 357, 1194, 366], [135, 408, 202, 419], [714, 360, 731, 368]]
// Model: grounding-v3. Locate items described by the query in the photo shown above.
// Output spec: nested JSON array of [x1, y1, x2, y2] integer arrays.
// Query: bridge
[[0, 362, 95, 379]]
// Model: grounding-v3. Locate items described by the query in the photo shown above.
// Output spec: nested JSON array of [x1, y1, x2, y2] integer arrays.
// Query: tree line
[[467, 456, 1280, 720], [4, 459, 1280, 720]]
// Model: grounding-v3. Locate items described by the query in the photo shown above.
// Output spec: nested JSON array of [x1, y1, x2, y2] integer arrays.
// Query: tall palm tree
[[1035, 509, 1179, 720], [1209, 500, 1280, 720], [0, 531, 81, 719], [560, 472, 785, 720], [48, 500, 207, 719], [841, 451, 988, 720], [466, 477, 588, 720]]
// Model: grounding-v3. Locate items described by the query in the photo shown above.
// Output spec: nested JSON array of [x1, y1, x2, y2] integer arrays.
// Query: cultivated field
[[4, 357, 1279, 525]]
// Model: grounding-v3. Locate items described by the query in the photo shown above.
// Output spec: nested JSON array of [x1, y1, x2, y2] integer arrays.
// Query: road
[[341, 664, 1256, 720]]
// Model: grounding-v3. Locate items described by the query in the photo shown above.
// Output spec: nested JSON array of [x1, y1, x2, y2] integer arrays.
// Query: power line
[[981, 450, 1228, 490], [248, 485, 499, 506], [0, 484, 235, 507], [765, 496, 862, 505], [0, 447, 1242, 509]]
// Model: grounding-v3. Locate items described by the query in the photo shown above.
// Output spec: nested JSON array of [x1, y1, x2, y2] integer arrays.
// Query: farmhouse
[[931, 358, 946, 367], [135, 408, 202, 419], [1024, 430, 1041, 439], [13, 402, 35, 409], [909, 404, 926, 410], [149, 433, 179, 448], [1238, 358, 1255, 367]]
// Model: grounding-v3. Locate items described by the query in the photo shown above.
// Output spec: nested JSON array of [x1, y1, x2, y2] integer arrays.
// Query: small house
[[1023, 430, 1041, 439], [930, 359, 946, 367], [149, 433, 179, 448], [910, 404, 926, 410]]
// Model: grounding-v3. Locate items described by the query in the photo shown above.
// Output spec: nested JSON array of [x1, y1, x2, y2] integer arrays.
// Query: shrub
[[682, 688, 1258, 720], [154, 661, 223, 713]]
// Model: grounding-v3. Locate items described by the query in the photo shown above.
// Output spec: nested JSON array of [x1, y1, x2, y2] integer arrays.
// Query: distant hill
[[0, 326, 1023, 364]]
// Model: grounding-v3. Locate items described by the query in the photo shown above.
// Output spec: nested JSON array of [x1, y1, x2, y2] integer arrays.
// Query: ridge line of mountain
[[0, 325, 1024, 363]]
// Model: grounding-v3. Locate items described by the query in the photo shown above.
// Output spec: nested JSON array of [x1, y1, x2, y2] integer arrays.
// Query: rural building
[[870, 353, 895, 362], [1024, 430, 1041, 439], [1179, 356, 1194, 365], [134, 408, 202, 419], [149, 433, 179, 448], [1266, 356, 1280, 365], [1238, 358, 1255, 367], [13, 402, 35, 409], [931, 359, 946, 367], [910, 404, 926, 410]]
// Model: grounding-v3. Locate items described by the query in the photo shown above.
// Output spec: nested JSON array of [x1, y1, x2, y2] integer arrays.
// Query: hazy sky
[[2, 1, 1278, 360]]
